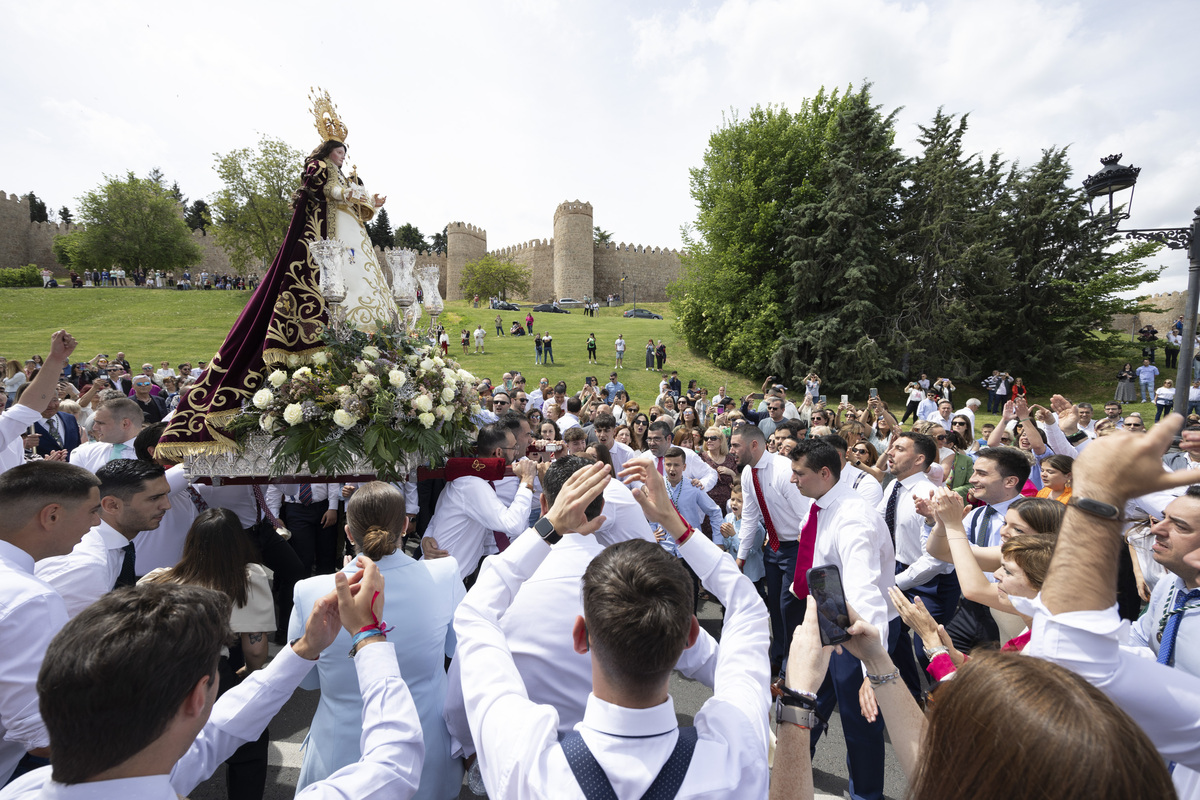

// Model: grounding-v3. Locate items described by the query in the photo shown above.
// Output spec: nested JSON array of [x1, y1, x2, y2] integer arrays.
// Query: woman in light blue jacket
[[290, 482, 465, 798]]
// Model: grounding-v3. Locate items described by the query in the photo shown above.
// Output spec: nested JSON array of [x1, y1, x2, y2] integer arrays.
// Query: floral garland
[[225, 321, 479, 480]]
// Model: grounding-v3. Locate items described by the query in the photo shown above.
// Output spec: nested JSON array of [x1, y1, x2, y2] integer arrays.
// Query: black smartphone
[[806, 564, 852, 645]]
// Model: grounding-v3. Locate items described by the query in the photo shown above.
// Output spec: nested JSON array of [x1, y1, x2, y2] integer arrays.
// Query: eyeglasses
[[704, 436, 721, 442], [646, 436, 667, 444]]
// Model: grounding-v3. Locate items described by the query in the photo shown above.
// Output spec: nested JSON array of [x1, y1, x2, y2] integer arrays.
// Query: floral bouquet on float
[[224, 321, 480, 480]]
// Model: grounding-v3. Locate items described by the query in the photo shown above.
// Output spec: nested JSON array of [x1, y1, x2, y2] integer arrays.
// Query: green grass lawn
[[0, 287, 1173, 426]]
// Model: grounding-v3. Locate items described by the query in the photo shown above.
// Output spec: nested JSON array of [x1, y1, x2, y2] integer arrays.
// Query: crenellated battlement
[[489, 238, 552, 258], [447, 221, 486, 239], [553, 200, 593, 224]]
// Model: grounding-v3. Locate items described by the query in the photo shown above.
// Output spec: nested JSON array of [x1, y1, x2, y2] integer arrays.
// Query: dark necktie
[[1158, 587, 1200, 667], [298, 482, 313, 505], [114, 542, 137, 588], [969, 505, 996, 547], [751, 464, 781, 552], [46, 416, 63, 448], [790, 504, 821, 596], [884, 480, 902, 544], [487, 480, 511, 552]]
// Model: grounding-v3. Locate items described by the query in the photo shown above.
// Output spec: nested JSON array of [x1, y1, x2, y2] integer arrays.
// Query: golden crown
[[308, 87, 348, 143]]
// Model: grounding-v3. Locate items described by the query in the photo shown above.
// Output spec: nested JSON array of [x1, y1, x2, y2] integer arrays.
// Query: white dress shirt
[[527, 389, 546, 412], [649, 448, 718, 493], [737, 452, 810, 561], [1130, 574, 1200, 678], [591, 479, 655, 548], [0, 644, 424, 800], [68, 437, 138, 475], [841, 462, 883, 507], [192, 484, 261, 529], [0, 541, 66, 781], [423, 476, 533, 580], [454, 528, 770, 799], [878, 472, 954, 591], [557, 412, 581, 431], [796, 479, 897, 646], [606, 440, 636, 480], [0, 405, 42, 477], [1025, 600, 1200, 800], [263, 483, 342, 516], [35, 521, 131, 618], [442, 535, 719, 758]]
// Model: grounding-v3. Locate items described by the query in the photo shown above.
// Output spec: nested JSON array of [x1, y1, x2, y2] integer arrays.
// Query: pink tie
[[657, 457, 664, 475], [791, 504, 821, 597]]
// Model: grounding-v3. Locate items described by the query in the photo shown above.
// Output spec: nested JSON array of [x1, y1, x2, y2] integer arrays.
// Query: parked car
[[494, 301, 520, 311], [532, 303, 570, 313], [622, 308, 663, 319]]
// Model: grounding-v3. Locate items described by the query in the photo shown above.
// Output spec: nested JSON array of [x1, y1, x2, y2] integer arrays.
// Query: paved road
[[193, 596, 907, 800]]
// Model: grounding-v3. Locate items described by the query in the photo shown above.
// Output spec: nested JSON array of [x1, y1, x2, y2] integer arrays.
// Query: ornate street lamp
[[1083, 155, 1200, 416]]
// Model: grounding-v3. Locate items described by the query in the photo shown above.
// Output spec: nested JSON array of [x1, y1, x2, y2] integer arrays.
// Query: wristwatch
[[775, 688, 820, 730], [1068, 497, 1122, 522], [533, 516, 562, 545]]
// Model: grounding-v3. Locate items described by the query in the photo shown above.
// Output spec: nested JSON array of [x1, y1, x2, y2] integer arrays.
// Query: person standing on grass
[[615, 334, 626, 368], [542, 332, 555, 365], [474, 325, 486, 355]]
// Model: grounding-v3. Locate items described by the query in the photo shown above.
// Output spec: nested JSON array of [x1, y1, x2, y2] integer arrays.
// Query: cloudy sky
[[4, 0, 1197, 296]]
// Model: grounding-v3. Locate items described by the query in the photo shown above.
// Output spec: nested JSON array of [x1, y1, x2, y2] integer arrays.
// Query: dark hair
[[346, 482, 405, 560], [563, 426, 587, 444], [0, 461, 100, 535], [976, 446, 1032, 488], [663, 446, 687, 463], [789, 439, 842, 481], [581, 540, 693, 701], [1009, 496, 1066, 538], [648, 419, 673, 441], [96, 459, 166, 503], [40, 583, 231, 784], [554, 381, 568, 394], [910, 651, 1173, 800], [818, 433, 848, 454], [895, 431, 936, 470], [1042, 454, 1073, 475], [539, 419, 561, 440], [594, 412, 617, 432], [1001, 533, 1056, 589], [308, 139, 346, 163], [497, 410, 530, 436], [732, 424, 767, 447], [134, 421, 168, 462], [476, 423, 511, 458], [542, 456, 605, 521], [149, 508, 259, 606], [565, 396, 582, 414]]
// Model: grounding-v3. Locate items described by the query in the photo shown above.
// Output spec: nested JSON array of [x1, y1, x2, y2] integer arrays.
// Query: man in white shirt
[[821, 433, 883, 507], [924, 398, 954, 426], [527, 377, 550, 412], [731, 424, 810, 675], [0, 461, 100, 784], [0, 331, 78, 477], [646, 420, 716, 491], [878, 432, 955, 697], [0, 563, 426, 800], [614, 334, 626, 368], [265, 482, 342, 577], [953, 397, 981, 438], [455, 459, 771, 799], [442, 456, 719, 761], [915, 391, 939, 422], [473, 325, 486, 354], [36, 460, 171, 618], [593, 413, 635, 478], [943, 446, 1029, 653], [786, 439, 897, 800], [1025, 416, 1200, 800], [421, 423, 537, 582], [557, 397, 582, 431], [68, 398, 143, 474]]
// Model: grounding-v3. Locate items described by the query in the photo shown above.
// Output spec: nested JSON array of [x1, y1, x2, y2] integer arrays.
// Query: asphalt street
[[192, 595, 907, 800]]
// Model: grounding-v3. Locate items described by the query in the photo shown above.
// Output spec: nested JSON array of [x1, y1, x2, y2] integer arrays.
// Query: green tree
[[52, 172, 202, 274], [210, 135, 304, 274], [367, 207, 394, 249], [58, 206, 73, 225], [594, 226, 613, 245], [184, 200, 211, 232], [24, 192, 48, 223], [394, 222, 429, 251], [771, 85, 907, 392], [430, 225, 447, 255], [671, 94, 851, 375], [459, 254, 530, 300]]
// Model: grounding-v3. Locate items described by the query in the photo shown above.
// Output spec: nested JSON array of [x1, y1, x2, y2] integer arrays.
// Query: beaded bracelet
[[866, 669, 900, 687]]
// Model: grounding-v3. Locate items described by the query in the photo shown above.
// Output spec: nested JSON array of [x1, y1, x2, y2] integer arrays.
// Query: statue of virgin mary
[[157, 89, 399, 458]]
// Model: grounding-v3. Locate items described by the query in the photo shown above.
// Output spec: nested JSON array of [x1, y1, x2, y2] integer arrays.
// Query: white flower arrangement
[[268, 370, 288, 388]]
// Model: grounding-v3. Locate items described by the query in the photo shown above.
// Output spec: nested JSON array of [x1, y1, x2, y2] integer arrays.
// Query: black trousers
[[218, 649, 269, 800], [281, 499, 339, 576]]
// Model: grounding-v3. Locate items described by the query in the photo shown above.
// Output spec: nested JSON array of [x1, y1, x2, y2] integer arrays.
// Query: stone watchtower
[[445, 222, 487, 301], [552, 200, 594, 301]]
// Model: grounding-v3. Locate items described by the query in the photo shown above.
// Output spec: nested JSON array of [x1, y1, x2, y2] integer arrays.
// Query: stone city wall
[[1109, 291, 1188, 337], [593, 241, 680, 303], [488, 238, 554, 302]]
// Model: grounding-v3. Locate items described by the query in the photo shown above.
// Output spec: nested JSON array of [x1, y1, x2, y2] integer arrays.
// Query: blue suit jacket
[[33, 412, 82, 455]]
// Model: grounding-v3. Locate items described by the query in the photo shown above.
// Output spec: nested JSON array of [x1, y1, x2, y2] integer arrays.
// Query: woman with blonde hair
[[289, 482, 465, 799], [700, 426, 737, 515]]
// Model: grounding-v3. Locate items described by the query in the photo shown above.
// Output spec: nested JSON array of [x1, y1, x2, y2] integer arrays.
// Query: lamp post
[[622, 272, 637, 311], [1083, 154, 1200, 417]]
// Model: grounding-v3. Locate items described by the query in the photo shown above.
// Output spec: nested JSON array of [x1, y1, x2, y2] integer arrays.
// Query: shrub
[[0, 265, 42, 288]]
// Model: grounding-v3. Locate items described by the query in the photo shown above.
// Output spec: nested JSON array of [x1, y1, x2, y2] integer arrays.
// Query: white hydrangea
[[441, 386, 456, 403], [413, 394, 433, 413], [283, 403, 304, 426], [388, 369, 406, 388], [470, 403, 482, 416], [259, 414, 278, 433], [362, 345, 380, 360], [267, 370, 287, 388], [442, 368, 458, 382], [336, 385, 352, 395], [433, 357, 445, 367], [418, 412, 436, 429], [333, 409, 358, 429], [457, 369, 473, 382], [252, 388, 274, 409], [312, 351, 329, 366]]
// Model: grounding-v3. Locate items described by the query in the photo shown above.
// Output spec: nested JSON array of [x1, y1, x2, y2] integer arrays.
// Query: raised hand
[[545, 461, 610, 535]]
